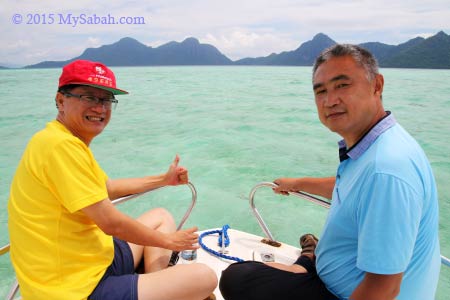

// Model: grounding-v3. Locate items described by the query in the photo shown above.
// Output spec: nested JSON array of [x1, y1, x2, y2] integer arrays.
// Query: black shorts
[[89, 238, 139, 300], [219, 256, 337, 300]]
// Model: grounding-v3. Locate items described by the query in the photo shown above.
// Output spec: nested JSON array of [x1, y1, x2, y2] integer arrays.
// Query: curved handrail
[[0, 244, 10, 256], [0, 182, 197, 300], [249, 181, 331, 241], [249, 181, 450, 268], [5, 280, 19, 300], [111, 181, 197, 230], [442, 255, 450, 268]]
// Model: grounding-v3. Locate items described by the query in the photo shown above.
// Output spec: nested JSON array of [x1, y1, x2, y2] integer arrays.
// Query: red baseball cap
[[58, 60, 128, 95]]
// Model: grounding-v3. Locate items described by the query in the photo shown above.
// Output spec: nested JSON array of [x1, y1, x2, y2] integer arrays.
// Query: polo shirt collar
[[339, 111, 396, 162]]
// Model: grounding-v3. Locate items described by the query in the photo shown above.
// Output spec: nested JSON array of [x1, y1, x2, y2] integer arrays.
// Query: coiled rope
[[198, 225, 244, 262]]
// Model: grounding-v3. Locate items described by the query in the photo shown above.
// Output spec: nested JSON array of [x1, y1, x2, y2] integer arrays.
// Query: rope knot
[[198, 225, 244, 262]]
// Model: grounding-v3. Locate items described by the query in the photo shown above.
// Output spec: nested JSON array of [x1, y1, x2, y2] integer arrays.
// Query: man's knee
[[137, 207, 176, 229], [194, 263, 218, 290], [219, 265, 238, 298], [151, 207, 173, 221], [219, 262, 257, 299]]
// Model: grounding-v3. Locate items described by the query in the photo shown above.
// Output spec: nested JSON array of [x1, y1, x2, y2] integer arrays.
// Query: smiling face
[[312, 55, 385, 147], [55, 85, 113, 145]]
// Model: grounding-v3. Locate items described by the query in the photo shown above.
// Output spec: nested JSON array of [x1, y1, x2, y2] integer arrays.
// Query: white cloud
[[202, 29, 299, 60], [0, 0, 449, 66], [86, 37, 103, 48]]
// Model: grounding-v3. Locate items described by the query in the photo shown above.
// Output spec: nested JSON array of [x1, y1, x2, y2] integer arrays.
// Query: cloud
[[86, 37, 103, 48], [201, 29, 299, 60], [0, 0, 449, 66]]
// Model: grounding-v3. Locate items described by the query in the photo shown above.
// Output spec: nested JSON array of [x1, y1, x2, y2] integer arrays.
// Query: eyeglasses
[[62, 92, 118, 110]]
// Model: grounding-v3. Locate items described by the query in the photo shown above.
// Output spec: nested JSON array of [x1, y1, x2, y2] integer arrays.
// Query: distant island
[[1, 31, 449, 69]]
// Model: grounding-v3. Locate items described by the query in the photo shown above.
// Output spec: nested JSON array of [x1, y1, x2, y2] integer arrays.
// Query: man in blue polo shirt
[[308, 44, 441, 300], [219, 44, 440, 300]]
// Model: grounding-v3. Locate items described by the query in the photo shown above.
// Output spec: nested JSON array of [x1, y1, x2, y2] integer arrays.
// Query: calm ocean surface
[[1, 66, 449, 298]]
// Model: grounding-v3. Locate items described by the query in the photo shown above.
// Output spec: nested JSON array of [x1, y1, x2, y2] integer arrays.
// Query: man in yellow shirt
[[8, 60, 217, 300]]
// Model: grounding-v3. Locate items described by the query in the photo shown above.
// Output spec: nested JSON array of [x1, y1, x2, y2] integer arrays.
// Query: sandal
[[299, 233, 319, 261]]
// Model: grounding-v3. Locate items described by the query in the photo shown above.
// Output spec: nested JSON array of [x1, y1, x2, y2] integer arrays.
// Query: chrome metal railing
[[0, 244, 10, 256], [0, 182, 197, 300], [111, 181, 197, 231], [249, 181, 450, 268]]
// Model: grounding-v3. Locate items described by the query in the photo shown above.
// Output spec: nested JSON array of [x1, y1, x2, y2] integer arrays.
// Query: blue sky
[[1, 0, 449, 67]]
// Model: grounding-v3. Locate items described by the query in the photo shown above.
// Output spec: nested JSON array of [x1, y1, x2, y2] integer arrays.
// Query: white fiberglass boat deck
[[2, 182, 449, 300], [194, 227, 301, 300]]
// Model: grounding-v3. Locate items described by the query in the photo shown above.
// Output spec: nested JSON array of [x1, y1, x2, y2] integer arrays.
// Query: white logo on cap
[[95, 66, 106, 75]]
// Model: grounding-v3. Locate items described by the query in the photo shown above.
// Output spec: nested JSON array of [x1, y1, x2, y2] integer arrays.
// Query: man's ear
[[374, 74, 384, 97], [55, 92, 65, 111]]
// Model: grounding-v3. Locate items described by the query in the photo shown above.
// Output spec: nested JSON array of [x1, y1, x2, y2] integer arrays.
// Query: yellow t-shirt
[[8, 120, 114, 300]]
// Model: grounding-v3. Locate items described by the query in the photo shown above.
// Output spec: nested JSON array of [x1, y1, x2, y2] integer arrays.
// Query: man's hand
[[163, 227, 199, 251], [273, 177, 301, 195], [164, 154, 189, 186]]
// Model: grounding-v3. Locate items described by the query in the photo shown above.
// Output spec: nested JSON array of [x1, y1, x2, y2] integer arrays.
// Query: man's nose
[[324, 90, 340, 107]]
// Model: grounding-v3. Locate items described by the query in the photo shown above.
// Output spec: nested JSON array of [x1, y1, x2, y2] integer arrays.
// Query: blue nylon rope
[[198, 225, 244, 262]]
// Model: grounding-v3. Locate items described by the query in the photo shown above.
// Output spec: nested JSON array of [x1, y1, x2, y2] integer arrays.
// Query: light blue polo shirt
[[315, 113, 441, 300]]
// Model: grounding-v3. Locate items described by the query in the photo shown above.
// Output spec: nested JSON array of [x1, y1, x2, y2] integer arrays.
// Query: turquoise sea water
[[0, 66, 449, 298]]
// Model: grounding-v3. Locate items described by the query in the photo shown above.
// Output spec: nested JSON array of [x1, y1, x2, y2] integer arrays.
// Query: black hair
[[313, 44, 379, 82], [57, 84, 83, 94]]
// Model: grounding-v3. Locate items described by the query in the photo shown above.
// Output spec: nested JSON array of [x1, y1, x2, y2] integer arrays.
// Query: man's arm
[[81, 198, 198, 251], [350, 272, 402, 300], [106, 175, 166, 200], [106, 155, 188, 200], [273, 177, 335, 199]]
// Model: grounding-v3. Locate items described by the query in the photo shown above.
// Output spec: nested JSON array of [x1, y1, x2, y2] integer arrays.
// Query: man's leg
[[89, 238, 217, 300], [219, 233, 335, 300], [137, 264, 217, 300], [126, 208, 218, 299], [128, 207, 176, 272], [219, 261, 334, 300]]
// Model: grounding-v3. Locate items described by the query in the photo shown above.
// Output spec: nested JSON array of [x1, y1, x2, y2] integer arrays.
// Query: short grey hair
[[313, 44, 379, 82]]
